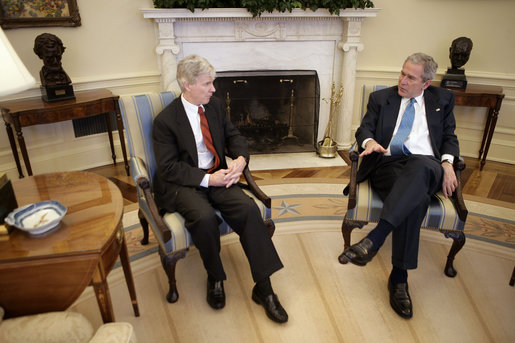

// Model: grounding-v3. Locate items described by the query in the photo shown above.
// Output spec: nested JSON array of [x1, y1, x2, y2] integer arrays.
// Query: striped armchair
[[119, 92, 274, 303], [338, 85, 468, 277]]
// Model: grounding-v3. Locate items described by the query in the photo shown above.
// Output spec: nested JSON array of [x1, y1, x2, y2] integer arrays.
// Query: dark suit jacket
[[355, 85, 460, 183], [152, 96, 249, 212]]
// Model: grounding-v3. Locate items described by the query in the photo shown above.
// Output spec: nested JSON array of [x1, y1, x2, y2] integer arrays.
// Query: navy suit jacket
[[355, 85, 460, 183], [152, 96, 249, 212]]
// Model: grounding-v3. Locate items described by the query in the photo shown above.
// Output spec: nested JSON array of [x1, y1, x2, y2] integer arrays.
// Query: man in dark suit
[[341, 53, 460, 319], [152, 54, 288, 323]]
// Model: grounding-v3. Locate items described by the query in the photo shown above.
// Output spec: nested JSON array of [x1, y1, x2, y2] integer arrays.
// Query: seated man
[[152, 54, 288, 323], [341, 52, 459, 319]]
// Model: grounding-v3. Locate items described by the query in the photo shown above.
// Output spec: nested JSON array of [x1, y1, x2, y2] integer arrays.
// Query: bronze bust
[[34, 33, 75, 102], [441, 36, 473, 90], [449, 37, 473, 69]]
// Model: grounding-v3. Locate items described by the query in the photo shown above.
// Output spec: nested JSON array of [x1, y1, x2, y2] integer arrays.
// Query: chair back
[[119, 92, 176, 183]]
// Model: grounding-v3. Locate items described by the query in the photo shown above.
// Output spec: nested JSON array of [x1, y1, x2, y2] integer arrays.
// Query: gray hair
[[176, 55, 216, 92], [405, 53, 438, 82]]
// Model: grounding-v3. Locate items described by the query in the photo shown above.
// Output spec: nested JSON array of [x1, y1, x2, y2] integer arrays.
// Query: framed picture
[[0, 0, 81, 29]]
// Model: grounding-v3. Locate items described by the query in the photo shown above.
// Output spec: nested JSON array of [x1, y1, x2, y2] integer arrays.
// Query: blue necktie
[[390, 98, 415, 155]]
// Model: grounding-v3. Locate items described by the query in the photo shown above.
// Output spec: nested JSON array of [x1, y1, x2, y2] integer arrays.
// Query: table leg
[[114, 101, 130, 176], [478, 108, 492, 162], [13, 120, 32, 176], [5, 122, 24, 178], [91, 264, 116, 323], [105, 113, 117, 166], [480, 103, 501, 171], [119, 233, 140, 317]]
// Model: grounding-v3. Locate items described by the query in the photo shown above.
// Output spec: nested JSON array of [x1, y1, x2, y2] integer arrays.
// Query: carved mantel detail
[[141, 8, 379, 147]]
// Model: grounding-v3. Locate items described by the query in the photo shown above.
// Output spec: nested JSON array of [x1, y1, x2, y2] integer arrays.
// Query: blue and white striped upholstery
[[119, 92, 270, 253], [345, 178, 466, 232]]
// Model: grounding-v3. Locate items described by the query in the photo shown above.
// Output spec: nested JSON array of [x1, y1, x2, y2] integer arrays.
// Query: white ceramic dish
[[5, 200, 67, 235]]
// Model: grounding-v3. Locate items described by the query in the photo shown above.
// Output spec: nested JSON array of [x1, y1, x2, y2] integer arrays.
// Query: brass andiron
[[317, 83, 344, 158], [282, 89, 299, 144], [225, 91, 231, 120]]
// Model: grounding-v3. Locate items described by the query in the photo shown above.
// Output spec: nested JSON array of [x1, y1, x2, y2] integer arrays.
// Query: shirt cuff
[[362, 138, 373, 149], [441, 154, 454, 164], [200, 174, 210, 188]]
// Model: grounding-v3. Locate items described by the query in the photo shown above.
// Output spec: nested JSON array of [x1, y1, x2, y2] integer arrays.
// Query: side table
[[439, 83, 505, 170], [0, 171, 139, 323], [0, 89, 130, 178]]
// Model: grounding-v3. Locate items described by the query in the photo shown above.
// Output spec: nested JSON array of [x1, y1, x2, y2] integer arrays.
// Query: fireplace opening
[[213, 70, 319, 154]]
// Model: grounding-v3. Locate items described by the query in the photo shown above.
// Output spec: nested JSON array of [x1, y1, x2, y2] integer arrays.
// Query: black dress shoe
[[388, 276, 413, 319], [341, 237, 377, 266], [251, 285, 288, 323], [207, 280, 225, 310]]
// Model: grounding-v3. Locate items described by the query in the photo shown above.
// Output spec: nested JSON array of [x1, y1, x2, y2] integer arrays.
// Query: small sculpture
[[34, 33, 75, 102], [441, 37, 473, 90]]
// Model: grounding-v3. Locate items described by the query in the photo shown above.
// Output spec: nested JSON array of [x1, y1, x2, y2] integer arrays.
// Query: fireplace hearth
[[213, 70, 319, 154]]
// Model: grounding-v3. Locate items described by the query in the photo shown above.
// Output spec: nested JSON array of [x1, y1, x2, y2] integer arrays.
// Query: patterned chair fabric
[[118, 92, 274, 302], [339, 85, 468, 278]]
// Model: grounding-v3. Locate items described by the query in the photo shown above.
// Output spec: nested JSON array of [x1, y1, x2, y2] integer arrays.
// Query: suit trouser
[[174, 184, 283, 282], [369, 155, 443, 270]]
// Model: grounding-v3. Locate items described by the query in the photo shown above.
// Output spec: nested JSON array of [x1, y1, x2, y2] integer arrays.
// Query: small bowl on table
[[5, 200, 67, 235]]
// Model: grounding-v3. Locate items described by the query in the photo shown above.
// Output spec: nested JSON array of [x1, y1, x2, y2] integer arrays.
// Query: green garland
[[153, 0, 374, 17]]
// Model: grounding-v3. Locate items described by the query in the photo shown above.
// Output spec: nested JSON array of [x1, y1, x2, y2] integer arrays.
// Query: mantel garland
[[153, 0, 374, 17]]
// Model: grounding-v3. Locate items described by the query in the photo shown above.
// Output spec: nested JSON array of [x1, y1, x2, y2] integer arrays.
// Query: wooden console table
[[0, 89, 129, 178], [0, 171, 139, 323], [443, 83, 505, 170]]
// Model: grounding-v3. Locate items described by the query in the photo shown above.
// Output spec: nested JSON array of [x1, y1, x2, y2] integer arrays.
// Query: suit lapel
[[424, 90, 442, 157], [203, 103, 222, 157], [383, 91, 402, 142], [175, 101, 199, 164]]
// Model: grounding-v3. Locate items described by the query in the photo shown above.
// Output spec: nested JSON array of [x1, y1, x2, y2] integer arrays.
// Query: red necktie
[[198, 106, 220, 173]]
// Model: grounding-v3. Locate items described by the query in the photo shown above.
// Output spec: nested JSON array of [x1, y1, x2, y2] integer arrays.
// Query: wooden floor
[[75, 153, 515, 343]]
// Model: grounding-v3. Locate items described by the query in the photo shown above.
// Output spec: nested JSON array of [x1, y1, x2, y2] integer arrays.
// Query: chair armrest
[[451, 157, 468, 222], [132, 157, 172, 243], [344, 150, 360, 210], [241, 167, 271, 208]]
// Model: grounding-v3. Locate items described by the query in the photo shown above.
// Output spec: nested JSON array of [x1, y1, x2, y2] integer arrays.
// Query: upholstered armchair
[[118, 92, 275, 303], [0, 307, 137, 343], [338, 85, 468, 277]]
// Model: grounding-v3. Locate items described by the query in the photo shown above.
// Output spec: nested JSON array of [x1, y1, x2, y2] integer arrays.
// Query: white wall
[[1, 0, 514, 179]]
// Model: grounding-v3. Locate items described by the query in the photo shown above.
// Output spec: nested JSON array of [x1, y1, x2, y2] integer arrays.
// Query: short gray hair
[[405, 53, 438, 82], [176, 55, 216, 92]]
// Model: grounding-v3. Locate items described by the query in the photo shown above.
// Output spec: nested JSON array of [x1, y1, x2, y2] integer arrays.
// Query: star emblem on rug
[[273, 200, 301, 217]]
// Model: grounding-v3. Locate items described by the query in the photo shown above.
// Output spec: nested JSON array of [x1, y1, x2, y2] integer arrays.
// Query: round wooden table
[[0, 171, 139, 322]]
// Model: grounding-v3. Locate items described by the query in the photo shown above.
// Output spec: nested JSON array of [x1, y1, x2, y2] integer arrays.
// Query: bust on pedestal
[[33, 33, 75, 102], [441, 37, 473, 90]]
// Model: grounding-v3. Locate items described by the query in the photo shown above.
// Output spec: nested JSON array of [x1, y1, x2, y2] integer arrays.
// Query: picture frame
[[0, 0, 81, 29]]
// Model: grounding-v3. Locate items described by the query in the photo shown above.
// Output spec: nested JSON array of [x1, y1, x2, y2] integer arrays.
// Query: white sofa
[[0, 307, 137, 343]]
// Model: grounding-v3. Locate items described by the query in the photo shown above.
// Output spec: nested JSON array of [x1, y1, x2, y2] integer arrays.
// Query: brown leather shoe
[[252, 285, 288, 323], [207, 280, 225, 310], [388, 276, 413, 319], [341, 237, 377, 266]]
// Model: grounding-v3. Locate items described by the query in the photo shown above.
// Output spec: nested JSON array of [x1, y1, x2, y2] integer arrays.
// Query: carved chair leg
[[265, 218, 275, 237], [138, 209, 149, 245], [443, 231, 466, 278], [338, 218, 366, 264], [159, 248, 188, 303]]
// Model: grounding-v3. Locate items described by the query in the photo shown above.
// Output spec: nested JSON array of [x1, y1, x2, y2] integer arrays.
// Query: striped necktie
[[390, 98, 415, 156], [198, 106, 220, 173]]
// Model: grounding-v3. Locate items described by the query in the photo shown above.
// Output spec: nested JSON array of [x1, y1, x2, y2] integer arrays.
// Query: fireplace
[[141, 8, 379, 148], [213, 70, 319, 154]]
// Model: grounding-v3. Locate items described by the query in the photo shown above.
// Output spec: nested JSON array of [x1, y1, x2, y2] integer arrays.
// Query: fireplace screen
[[213, 70, 319, 154]]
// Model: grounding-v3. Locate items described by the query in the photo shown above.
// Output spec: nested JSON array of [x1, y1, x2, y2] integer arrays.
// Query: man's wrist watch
[[441, 159, 453, 165]]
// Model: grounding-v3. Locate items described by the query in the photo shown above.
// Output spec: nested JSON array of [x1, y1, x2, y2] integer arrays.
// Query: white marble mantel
[[141, 8, 379, 147]]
